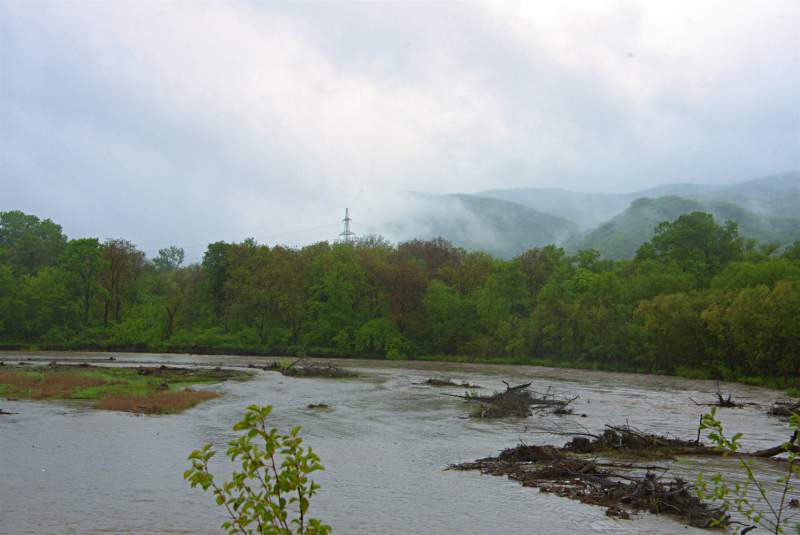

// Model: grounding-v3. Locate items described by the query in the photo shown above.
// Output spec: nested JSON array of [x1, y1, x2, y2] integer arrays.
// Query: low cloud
[[1, 1, 797, 261]]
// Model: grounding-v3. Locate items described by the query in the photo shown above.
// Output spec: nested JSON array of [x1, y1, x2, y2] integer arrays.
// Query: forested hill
[[2, 208, 799, 391], [563, 195, 800, 259], [385, 192, 578, 259], [476, 171, 799, 230]]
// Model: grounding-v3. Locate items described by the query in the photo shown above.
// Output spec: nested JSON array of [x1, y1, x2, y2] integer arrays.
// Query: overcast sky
[[1, 1, 798, 261]]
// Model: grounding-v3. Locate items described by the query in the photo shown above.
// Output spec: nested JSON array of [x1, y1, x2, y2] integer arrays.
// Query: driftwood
[[278, 359, 357, 379], [560, 424, 722, 458], [446, 383, 578, 419], [419, 378, 481, 388], [449, 443, 728, 528], [687, 391, 757, 409], [768, 399, 800, 419], [750, 431, 800, 458], [0, 408, 19, 415], [555, 422, 799, 461]]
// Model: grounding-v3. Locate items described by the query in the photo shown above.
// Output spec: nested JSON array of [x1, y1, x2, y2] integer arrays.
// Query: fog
[[1, 1, 797, 262]]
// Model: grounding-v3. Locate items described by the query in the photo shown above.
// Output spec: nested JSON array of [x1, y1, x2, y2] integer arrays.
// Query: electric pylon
[[335, 208, 357, 244]]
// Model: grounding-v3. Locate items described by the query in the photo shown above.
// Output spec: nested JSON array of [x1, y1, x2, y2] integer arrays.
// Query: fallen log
[[750, 431, 800, 458]]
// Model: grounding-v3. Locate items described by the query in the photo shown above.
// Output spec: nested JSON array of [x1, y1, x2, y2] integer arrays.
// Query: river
[[0, 352, 796, 534]]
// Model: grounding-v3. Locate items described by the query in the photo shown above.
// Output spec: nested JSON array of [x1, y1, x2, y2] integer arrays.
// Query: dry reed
[[93, 388, 219, 414]]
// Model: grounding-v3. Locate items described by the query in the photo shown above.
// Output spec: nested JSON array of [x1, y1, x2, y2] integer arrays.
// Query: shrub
[[185, 405, 330, 535]]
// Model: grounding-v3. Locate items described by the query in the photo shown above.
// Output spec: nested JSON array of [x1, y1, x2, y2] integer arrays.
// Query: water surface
[[1, 352, 795, 534]]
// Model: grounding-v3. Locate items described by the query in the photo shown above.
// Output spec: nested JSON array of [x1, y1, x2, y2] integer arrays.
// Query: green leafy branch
[[184, 404, 331, 535], [696, 407, 799, 534]]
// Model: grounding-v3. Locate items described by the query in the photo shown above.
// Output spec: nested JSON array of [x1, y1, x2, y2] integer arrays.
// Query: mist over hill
[[377, 172, 797, 260], [383, 192, 577, 259], [476, 171, 799, 230], [562, 195, 800, 259]]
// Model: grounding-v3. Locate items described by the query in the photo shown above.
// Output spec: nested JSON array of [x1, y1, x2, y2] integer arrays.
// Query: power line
[[142, 223, 341, 255]]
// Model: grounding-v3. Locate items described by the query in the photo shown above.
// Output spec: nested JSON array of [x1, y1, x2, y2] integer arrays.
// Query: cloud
[[1, 1, 797, 261]]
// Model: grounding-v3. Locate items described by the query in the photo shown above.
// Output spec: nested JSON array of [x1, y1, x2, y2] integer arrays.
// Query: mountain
[[476, 171, 799, 230], [562, 195, 800, 259], [384, 193, 578, 259]]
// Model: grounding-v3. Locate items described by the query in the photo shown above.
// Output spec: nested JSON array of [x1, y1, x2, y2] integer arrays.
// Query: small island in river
[[0, 362, 250, 414]]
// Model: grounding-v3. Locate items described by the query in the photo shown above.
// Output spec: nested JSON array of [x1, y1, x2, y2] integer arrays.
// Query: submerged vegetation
[[1, 209, 799, 390], [0, 363, 245, 414]]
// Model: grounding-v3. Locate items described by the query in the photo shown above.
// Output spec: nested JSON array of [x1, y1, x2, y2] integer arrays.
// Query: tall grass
[[93, 388, 219, 414]]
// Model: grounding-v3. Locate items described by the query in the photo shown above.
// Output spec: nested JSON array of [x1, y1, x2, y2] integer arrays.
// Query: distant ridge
[[562, 194, 800, 259], [476, 171, 799, 230]]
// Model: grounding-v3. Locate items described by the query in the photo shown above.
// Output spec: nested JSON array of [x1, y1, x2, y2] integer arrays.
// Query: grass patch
[[94, 388, 219, 414], [0, 369, 125, 399], [0, 364, 248, 414]]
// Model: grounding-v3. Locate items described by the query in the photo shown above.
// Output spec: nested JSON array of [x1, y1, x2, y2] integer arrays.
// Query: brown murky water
[[1, 352, 796, 534]]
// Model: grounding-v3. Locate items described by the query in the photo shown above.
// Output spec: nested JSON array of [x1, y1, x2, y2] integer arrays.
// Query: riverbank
[[3, 342, 796, 396]]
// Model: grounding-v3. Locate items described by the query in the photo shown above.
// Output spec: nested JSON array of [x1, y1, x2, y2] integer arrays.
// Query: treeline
[[1, 210, 799, 389]]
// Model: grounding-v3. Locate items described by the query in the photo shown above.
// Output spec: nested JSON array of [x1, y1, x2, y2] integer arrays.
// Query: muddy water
[[0, 352, 795, 534]]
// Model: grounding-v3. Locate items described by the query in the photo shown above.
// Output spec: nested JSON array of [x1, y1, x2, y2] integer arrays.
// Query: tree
[[0, 211, 68, 274], [379, 252, 429, 334], [162, 264, 203, 339], [185, 405, 330, 535], [202, 241, 231, 317], [59, 238, 108, 325], [638, 212, 743, 286], [153, 245, 185, 273], [422, 280, 464, 355], [305, 245, 366, 348], [99, 238, 146, 325], [516, 245, 562, 300], [399, 236, 462, 274], [782, 241, 800, 262], [631, 291, 713, 373]]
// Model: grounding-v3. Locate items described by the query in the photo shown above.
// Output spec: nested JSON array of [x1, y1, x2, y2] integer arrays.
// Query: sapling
[[185, 405, 331, 535], [696, 408, 800, 534]]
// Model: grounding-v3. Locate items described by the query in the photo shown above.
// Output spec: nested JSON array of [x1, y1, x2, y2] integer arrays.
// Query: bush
[[185, 405, 330, 535]]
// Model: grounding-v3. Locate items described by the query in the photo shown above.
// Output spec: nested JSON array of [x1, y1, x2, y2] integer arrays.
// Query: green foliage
[[696, 408, 800, 534], [3, 209, 799, 390], [153, 245, 185, 273], [59, 238, 109, 325], [563, 194, 799, 261], [645, 211, 743, 287], [184, 405, 330, 535]]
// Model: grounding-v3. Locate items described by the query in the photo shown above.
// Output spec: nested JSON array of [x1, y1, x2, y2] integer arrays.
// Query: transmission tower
[[335, 208, 357, 244]]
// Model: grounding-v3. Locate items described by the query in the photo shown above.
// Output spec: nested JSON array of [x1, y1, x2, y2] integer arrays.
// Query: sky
[[1, 1, 798, 262]]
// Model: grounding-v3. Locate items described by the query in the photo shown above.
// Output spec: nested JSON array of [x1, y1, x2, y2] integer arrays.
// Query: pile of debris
[[446, 382, 578, 418], [688, 390, 758, 409], [421, 378, 481, 388], [767, 399, 800, 419], [561, 424, 720, 459], [450, 441, 729, 528], [278, 359, 357, 379], [248, 358, 357, 378]]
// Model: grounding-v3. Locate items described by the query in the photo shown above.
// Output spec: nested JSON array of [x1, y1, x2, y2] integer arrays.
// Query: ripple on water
[[0, 353, 794, 534]]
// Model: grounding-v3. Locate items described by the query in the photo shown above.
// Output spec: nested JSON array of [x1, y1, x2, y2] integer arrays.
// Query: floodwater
[[1, 352, 796, 535]]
